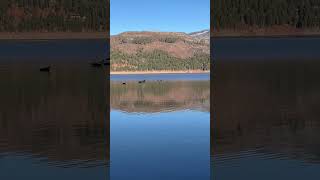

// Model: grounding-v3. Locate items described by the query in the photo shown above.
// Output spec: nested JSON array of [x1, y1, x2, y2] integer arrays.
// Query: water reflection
[[111, 80, 210, 113], [0, 40, 109, 179], [212, 59, 320, 179], [110, 77, 210, 180]]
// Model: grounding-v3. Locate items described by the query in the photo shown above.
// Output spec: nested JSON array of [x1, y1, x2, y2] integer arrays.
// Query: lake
[[2, 37, 320, 179], [212, 37, 320, 179], [110, 74, 210, 180], [0, 39, 108, 62], [0, 40, 109, 180]]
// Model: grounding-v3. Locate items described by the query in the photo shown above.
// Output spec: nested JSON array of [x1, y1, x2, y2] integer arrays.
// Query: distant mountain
[[110, 30, 210, 72], [189, 29, 210, 41]]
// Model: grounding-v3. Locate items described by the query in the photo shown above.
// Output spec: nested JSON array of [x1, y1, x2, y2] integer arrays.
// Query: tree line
[[0, 0, 108, 32], [212, 0, 320, 31], [111, 50, 210, 72]]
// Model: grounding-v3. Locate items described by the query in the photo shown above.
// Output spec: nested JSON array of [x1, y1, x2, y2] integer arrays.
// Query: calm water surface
[[111, 73, 209, 81], [212, 37, 320, 60], [110, 74, 210, 180], [0, 40, 109, 179], [3, 37, 320, 179], [212, 37, 320, 179], [0, 39, 108, 62]]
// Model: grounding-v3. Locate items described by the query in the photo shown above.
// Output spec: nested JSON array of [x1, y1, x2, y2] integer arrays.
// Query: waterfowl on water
[[40, 66, 50, 72]]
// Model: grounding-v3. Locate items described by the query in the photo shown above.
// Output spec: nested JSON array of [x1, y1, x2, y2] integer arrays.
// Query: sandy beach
[[110, 70, 210, 75]]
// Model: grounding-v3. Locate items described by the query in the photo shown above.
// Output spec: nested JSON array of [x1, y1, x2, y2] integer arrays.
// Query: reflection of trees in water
[[137, 83, 145, 100], [0, 64, 109, 168], [212, 60, 320, 163], [111, 81, 210, 113]]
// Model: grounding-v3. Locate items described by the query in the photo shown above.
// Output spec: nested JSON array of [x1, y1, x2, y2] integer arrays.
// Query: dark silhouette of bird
[[122, 82, 126, 85], [138, 80, 146, 83]]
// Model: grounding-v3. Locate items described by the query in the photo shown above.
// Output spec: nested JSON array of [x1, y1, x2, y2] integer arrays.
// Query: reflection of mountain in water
[[212, 60, 320, 163], [0, 63, 109, 168], [111, 81, 209, 113]]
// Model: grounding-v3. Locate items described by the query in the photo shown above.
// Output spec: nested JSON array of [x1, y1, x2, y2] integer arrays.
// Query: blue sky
[[110, 0, 210, 35]]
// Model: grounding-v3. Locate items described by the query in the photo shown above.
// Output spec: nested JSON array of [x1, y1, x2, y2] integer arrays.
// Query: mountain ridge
[[111, 30, 210, 41], [110, 30, 210, 71], [110, 29, 210, 58], [188, 29, 210, 41]]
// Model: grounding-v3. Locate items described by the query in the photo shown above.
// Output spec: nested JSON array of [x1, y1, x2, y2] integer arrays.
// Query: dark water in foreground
[[212, 37, 320, 179], [3, 37, 320, 179], [0, 40, 109, 179], [110, 76, 210, 180]]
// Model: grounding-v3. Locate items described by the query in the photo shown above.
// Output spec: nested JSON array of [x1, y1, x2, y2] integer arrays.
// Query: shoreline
[[0, 32, 108, 40], [110, 70, 210, 75]]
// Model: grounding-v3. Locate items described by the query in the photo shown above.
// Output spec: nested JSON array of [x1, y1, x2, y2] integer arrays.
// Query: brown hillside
[[111, 31, 209, 59]]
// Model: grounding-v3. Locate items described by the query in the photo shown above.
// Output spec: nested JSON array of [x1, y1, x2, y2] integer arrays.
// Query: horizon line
[[111, 28, 210, 36]]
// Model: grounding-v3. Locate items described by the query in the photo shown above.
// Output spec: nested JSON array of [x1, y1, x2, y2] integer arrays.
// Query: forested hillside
[[212, 0, 320, 32], [0, 0, 108, 32], [111, 50, 210, 71], [111, 31, 210, 72]]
